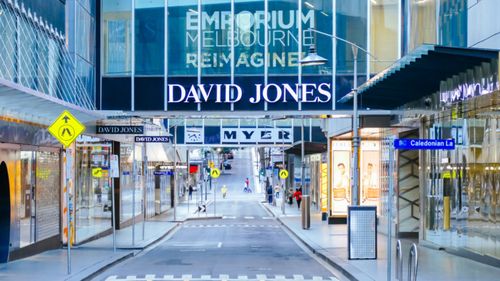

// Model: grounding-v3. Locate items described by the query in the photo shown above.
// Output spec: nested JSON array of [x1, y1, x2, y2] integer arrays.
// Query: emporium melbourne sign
[[185, 9, 316, 70], [167, 82, 332, 103]]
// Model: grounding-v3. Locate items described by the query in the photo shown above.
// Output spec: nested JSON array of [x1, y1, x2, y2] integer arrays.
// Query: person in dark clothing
[[267, 185, 273, 204], [188, 185, 193, 200]]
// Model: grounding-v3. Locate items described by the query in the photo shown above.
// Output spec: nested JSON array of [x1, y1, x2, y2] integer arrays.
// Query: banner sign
[[167, 83, 332, 104], [134, 136, 171, 143], [221, 128, 293, 144], [96, 126, 144, 135], [185, 127, 204, 144], [394, 139, 455, 150]]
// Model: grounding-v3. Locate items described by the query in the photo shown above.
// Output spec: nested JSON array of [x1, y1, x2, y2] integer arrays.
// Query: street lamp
[[301, 28, 395, 281], [300, 27, 378, 207]]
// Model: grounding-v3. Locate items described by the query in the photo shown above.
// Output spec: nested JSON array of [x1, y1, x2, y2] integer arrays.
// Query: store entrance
[[0, 145, 18, 263]]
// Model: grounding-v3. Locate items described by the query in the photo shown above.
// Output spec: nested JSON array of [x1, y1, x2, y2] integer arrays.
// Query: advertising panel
[[331, 140, 351, 216], [360, 141, 380, 210]]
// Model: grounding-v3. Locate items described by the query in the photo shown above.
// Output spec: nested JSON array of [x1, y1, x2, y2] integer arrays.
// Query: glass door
[[19, 150, 36, 248]]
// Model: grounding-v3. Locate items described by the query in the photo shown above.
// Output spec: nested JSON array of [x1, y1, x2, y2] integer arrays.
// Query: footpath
[[263, 200, 500, 281], [0, 199, 218, 281]]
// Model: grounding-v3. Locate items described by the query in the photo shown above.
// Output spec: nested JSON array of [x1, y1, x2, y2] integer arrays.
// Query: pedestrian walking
[[293, 188, 302, 209], [221, 185, 228, 199], [288, 188, 294, 205], [188, 185, 193, 200], [274, 184, 280, 199], [267, 184, 273, 204]]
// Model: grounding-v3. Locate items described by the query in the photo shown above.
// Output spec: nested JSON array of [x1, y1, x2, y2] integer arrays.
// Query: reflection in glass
[[103, 0, 132, 75], [135, 0, 165, 75], [370, 0, 398, 72]]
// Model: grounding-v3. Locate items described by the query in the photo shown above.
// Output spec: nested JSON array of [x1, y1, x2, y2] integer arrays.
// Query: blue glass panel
[[135, 0, 164, 75], [336, 0, 367, 75]]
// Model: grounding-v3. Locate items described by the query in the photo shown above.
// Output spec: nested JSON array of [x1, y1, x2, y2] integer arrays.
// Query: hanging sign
[[96, 126, 144, 134], [134, 136, 171, 143], [394, 139, 455, 150]]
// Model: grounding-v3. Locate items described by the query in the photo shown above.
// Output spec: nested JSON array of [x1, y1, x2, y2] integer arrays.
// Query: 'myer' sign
[[221, 128, 293, 144]]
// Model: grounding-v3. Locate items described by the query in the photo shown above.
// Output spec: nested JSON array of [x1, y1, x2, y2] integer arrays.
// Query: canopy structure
[[339, 45, 500, 109]]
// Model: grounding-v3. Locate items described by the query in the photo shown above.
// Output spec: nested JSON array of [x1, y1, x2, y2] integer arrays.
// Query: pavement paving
[[2, 148, 499, 281], [0, 198, 218, 281], [263, 199, 500, 281]]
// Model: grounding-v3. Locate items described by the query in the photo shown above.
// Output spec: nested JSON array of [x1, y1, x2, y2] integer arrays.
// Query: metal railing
[[396, 240, 403, 280], [408, 243, 419, 281], [0, 0, 95, 110], [395, 240, 419, 281]]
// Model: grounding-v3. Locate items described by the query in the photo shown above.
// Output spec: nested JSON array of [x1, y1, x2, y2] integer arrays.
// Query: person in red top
[[293, 188, 302, 209]]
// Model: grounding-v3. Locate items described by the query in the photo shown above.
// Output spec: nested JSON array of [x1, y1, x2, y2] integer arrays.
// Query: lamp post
[[301, 28, 390, 279], [300, 28, 378, 207]]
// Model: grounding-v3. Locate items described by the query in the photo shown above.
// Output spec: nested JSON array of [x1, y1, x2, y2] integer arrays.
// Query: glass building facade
[[99, 0, 387, 111]]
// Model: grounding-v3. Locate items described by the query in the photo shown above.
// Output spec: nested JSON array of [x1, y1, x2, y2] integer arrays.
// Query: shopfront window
[[168, 0, 198, 76], [102, 0, 132, 75], [336, 0, 367, 75], [423, 94, 500, 258], [135, 0, 165, 75], [120, 143, 134, 223], [408, 0, 437, 52], [370, 0, 399, 73], [75, 138, 112, 243], [439, 0, 467, 47]]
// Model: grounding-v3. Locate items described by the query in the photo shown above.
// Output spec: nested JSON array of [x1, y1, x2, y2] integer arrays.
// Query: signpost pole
[[173, 126, 177, 221], [387, 143, 394, 281], [109, 154, 119, 253], [111, 179, 116, 252], [65, 149, 71, 274], [142, 145, 147, 241], [132, 144, 136, 246], [281, 129, 286, 215]]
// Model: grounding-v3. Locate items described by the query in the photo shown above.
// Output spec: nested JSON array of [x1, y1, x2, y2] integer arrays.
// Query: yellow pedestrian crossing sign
[[48, 110, 85, 148], [279, 169, 289, 179], [210, 168, 221, 179], [92, 168, 103, 178]]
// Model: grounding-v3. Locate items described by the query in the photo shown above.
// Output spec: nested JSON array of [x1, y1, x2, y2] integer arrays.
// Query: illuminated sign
[[167, 83, 332, 104], [394, 139, 455, 150]]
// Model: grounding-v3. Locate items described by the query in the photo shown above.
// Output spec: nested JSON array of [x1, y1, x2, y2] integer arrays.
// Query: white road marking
[[262, 216, 274, 219], [222, 216, 236, 219], [106, 275, 338, 280], [244, 216, 255, 219], [217, 242, 223, 248]]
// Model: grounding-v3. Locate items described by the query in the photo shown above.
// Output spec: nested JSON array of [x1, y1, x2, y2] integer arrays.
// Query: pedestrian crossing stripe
[[183, 224, 279, 228], [104, 274, 339, 281]]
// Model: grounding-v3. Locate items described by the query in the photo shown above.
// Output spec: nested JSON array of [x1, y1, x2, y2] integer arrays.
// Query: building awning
[[339, 45, 500, 109], [285, 142, 327, 155], [0, 78, 103, 125]]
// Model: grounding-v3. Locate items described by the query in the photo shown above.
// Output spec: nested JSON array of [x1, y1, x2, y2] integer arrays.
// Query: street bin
[[301, 195, 311, 229]]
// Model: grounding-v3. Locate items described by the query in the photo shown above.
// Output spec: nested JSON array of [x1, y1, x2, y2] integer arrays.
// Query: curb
[[260, 203, 369, 281], [78, 222, 182, 281], [185, 216, 223, 221]]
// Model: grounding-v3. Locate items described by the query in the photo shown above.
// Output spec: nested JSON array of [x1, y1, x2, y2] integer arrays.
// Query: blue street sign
[[394, 139, 455, 150]]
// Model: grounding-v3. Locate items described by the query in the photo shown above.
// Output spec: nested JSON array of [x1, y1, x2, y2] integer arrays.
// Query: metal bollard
[[395, 240, 403, 280], [408, 243, 419, 281]]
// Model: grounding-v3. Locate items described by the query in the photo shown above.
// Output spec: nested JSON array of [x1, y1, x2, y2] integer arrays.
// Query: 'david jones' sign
[[167, 83, 332, 104]]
